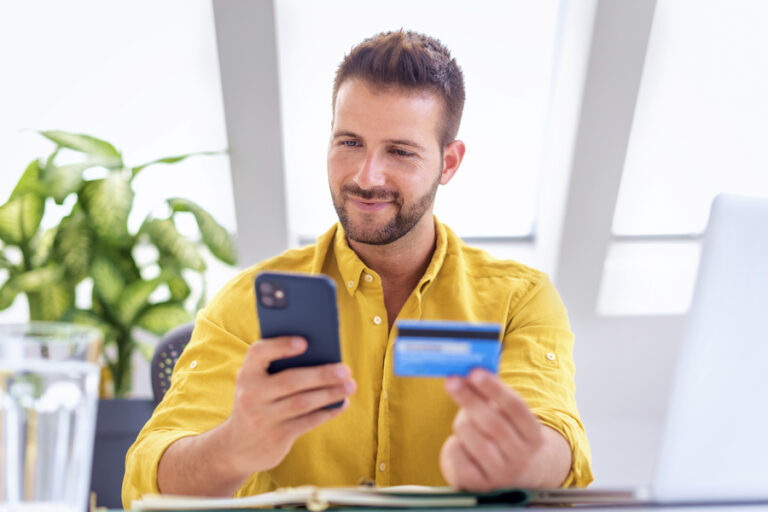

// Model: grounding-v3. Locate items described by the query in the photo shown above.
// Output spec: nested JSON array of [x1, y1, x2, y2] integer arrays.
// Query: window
[[599, 0, 768, 315]]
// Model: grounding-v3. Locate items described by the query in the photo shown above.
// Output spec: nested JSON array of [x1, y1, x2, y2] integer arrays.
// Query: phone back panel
[[254, 272, 342, 373]]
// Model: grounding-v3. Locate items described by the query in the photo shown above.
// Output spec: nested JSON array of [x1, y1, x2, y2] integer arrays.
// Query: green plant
[[0, 131, 236, 396]]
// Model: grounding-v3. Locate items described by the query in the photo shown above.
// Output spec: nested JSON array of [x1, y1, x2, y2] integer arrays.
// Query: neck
[[347, 215, 436, 282], [347, 215, 437, 327]]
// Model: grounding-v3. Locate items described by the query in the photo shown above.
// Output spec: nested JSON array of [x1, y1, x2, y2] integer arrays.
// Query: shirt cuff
[[122, 429, 201, 508], [533, 409, 594, 488]]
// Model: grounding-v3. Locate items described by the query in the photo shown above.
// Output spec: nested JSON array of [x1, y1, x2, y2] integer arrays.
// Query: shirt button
[[546, 352, 556, 361], [379, 463, 386, 472], [364, 274, 373, 282], [347, 280, 354, 288], [373, 316, 382, 325], [190, 360, 198, 369]]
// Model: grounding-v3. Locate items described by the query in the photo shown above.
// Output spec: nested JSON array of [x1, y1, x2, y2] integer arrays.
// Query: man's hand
[[157, 336, 356, 496], [439, 369, 571, 491], [223, 336, 356, 473]]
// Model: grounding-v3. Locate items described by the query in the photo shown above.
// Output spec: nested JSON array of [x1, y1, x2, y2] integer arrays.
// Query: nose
[[352, 150, 386, 190]]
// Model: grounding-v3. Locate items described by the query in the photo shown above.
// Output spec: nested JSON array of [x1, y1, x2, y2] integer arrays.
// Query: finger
[[272, 381, 356, 421], [265, 363, 352, 402], [240, 337, 307, 376], [466, 369, 543, 446], [445, 378, 520, 459], [451, 410, 506, 478], [443, 435, 492, 492], [281, 398, 350, 440]]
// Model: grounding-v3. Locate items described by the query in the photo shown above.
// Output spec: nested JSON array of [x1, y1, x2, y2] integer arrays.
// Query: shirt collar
[[333, 223, 369, 296], [331, 216, 448, 297]]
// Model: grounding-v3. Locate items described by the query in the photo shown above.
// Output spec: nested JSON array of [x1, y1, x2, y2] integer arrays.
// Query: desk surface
[[108, 505, 768, 512]]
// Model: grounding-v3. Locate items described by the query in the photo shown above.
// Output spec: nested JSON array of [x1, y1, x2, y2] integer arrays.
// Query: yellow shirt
[[123, 220, 593, 506]]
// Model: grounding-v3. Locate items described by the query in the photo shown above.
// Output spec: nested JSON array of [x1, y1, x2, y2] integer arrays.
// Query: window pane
[[613, 0, 768, 235], [597, 241, 701, 316], [274, 0, 559, 241]]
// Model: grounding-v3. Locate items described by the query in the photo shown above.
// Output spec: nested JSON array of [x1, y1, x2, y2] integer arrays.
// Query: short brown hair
[[332, 30, 465, 148]]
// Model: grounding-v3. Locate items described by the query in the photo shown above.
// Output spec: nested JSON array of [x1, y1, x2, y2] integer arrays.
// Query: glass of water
[[0, 323, 101, 512]]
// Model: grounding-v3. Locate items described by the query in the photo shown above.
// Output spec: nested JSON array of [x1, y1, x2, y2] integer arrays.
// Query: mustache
[[341, 184, 399, 201]]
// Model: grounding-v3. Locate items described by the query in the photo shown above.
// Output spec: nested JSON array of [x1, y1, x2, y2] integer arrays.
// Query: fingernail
[[334, 365, 348, 378], [344, 379, 356, 393], [292, 337, 306, 349]]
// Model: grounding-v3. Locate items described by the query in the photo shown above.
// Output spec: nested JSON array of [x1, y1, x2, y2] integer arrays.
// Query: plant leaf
[[167, 198, 236, 265], [91, 252, 126, 307], [135, 302, 192, 335], [0, 278, 19, 310], [53, 209, 92, 282], [0, 194, 45, 246], [144, 218, 205, 271], [37, 280, 75, 321], [116, 276, 166, 326], [12, 266, 63, 292], [42, 162, 89, 203], [40, 131, 123, 169], [131, 151, 222, 180], [62, 308, 118, 343], [80, 172, 134, 245], [30, 227, 57, 268], [10, 160, 47, 198]]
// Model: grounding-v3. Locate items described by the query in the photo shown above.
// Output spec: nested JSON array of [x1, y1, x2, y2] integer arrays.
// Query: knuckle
[[291, 395, 309, 413], [486, 416, 507, 439]]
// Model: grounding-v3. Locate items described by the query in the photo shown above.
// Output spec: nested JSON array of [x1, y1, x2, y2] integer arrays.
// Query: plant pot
[[90, 398, 155, 509]]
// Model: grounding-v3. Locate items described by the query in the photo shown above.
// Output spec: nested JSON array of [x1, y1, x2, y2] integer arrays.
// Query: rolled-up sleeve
[[122, 271, 259, 507], [499, 273, 593, 488]]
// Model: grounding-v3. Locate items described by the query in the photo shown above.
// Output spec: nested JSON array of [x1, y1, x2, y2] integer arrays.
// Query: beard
[[331, 174, 441, 245]]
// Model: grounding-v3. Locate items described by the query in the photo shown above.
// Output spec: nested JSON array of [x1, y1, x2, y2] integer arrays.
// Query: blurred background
[[2, 0, 767, 489]]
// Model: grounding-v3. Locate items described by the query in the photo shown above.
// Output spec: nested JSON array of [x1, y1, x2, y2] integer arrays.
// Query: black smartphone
[[254, 271, 343, 407]]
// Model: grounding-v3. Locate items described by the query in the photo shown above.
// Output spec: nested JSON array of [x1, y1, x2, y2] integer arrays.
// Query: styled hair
[[332, 30, 465, 148]]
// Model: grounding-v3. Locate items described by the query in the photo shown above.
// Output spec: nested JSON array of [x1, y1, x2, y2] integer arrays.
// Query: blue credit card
[[393, 320, 502, 377]]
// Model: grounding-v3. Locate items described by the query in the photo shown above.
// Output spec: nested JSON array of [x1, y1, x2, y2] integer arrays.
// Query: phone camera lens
[[274, 289, 285, 300], [261, 295, 275, 307], [259, 281, 275, 294]]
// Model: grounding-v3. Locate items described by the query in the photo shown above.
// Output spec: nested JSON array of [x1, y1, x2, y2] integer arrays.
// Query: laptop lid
[[651, 194, 768, 502]]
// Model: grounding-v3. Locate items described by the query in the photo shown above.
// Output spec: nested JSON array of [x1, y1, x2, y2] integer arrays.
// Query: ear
[[439, 140, 466, 185]]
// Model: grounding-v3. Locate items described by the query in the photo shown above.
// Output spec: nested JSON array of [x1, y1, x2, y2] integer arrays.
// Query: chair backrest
[[151, 323, 194, 405]]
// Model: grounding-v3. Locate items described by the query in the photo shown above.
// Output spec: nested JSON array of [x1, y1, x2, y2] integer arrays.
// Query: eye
[[391, 148, 414, 158], [339, 140, 359, 148]]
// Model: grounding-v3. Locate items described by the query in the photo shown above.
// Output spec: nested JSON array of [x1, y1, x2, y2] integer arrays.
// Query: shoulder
[[441, 223, 545, 285], [439, 223, 563, 319]]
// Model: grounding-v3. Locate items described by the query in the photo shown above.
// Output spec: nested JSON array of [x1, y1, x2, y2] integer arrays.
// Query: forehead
[[333, 80, 443, 144]]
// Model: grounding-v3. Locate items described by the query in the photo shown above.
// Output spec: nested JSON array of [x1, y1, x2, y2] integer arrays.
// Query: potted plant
[[0, 130, 236, 506]]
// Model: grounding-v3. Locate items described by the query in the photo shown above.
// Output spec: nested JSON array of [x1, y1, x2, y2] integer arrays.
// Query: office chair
[[151, 322, 194, 405]]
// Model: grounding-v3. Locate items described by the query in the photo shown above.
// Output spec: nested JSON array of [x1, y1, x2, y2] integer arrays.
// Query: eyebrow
[[332, 131, 426, 152]]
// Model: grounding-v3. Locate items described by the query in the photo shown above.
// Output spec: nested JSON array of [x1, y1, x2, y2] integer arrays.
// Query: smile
[[348, 197, 393, 213]]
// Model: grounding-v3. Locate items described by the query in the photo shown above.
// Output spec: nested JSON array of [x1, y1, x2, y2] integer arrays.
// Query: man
[[123, 30, 592, 506]]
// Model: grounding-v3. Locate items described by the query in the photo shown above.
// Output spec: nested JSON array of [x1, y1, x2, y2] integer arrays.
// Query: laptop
[[537, 194, 768, 506]]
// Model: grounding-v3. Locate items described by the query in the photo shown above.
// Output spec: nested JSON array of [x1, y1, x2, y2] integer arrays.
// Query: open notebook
[[131, 486, 533, 510]]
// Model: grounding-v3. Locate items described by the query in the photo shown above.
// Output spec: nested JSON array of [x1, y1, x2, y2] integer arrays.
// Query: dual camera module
[[258, 280, 287, 308]]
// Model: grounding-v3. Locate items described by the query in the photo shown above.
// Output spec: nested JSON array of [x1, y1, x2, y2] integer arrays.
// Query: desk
[[107, 505, 768, 512]]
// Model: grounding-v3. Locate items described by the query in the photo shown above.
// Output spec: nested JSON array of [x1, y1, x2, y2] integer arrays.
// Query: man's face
[[328, 79, 446, 245]]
